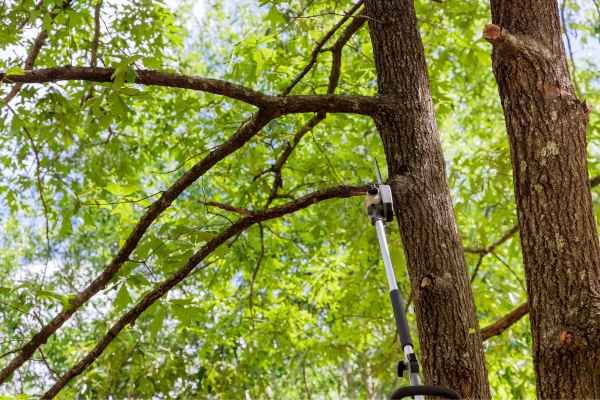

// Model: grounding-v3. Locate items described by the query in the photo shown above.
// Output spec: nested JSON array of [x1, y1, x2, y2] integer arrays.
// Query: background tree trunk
[[485, 1, 600, 398], [365, 1, 491, 398]]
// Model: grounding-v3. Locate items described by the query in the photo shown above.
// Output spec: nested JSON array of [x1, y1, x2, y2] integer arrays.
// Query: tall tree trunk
[[365, 1, 491, 398], [485, 1, 600, 398]]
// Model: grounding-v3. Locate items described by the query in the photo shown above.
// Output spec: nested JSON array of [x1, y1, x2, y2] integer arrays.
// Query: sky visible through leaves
[[0, 0, 598, 398]]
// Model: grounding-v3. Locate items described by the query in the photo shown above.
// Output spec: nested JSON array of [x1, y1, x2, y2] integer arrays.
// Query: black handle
[[391, 385, 461, 399]]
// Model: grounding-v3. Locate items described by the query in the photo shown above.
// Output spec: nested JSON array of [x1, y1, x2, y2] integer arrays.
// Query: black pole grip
[[389, 289, 412, 347], [391, 385, 461, 399]]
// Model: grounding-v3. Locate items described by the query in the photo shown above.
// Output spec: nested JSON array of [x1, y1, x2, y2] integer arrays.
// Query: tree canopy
[[0, 0, 598, 398]]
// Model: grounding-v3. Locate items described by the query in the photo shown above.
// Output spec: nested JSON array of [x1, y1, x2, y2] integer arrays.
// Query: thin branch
[[302, 361, 312, 400], [560, 0, 581, 95], [469, 254, 485, 283], [5, 104, 51, 258], [202, 201, 253, 216], [0, 348, 22, 361], [81, 0, 103, 103], [0, 109, 277, 385], [41, 184, 367, 398], [481, 302, 528, 341], [37, 348, 59, 380], [264, 114, 325, 206], [294, 12, 377, 22], [249, 223, 265, 323], [90, 0, 102, 68], [263, 12, 367, 205], [3, 0, 71, 105], [80, 190, 163, 207], [464, 225, 519, 255], [465, 175, 599, 256], [282, 0, 364, 95], [491, 251, 526, 291], [0, 67, 381, 115]]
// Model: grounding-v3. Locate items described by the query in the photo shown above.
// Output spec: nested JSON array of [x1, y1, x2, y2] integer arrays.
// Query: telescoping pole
[[373, 218, 422, 392], [367, 166, 460, 400]]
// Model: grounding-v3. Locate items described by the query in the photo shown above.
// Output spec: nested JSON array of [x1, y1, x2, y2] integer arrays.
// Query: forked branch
[[41, 184, 366, 398], [0, 109, 276, 385]]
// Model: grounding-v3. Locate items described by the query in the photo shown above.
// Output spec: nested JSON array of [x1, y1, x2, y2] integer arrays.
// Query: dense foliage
[[0, 0, 598, 398]]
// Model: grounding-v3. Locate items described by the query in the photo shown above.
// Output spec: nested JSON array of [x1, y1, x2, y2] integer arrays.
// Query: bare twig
[[41, 184, 367, 398], [0, 348, 22, 360], [37, 348, 59, 380], [264, 114, 325, 206], [80, 190, 163, 207]]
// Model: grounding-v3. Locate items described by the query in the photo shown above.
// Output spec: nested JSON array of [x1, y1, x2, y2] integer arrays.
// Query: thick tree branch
[[0, 109, 277, 385], [0, 14, 372, 379], [0, 67, 381, 115], [41, 184, 367, 398], [282, 0, 364, 95], [481, 302, 528, 341]]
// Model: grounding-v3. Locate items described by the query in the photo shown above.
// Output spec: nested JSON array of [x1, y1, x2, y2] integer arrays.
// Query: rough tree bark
[[365, 1, 491, 398], [485, 1, 600, 398]]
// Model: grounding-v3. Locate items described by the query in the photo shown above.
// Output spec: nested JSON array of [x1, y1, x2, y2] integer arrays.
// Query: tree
[[484, 0, 600, 398], [365, 1, 489, 397], [0, 0, 598, 398]]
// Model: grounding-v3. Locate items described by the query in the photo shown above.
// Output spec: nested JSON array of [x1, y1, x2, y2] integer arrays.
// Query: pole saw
[[365, 163, 461, 400]]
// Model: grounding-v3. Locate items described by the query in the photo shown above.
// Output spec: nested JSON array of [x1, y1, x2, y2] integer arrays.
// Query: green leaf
[[105, 182, 141, 196], [114, 284, 133, 312], [148, 305, 166, 339], [5, 66, 25, 76]]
